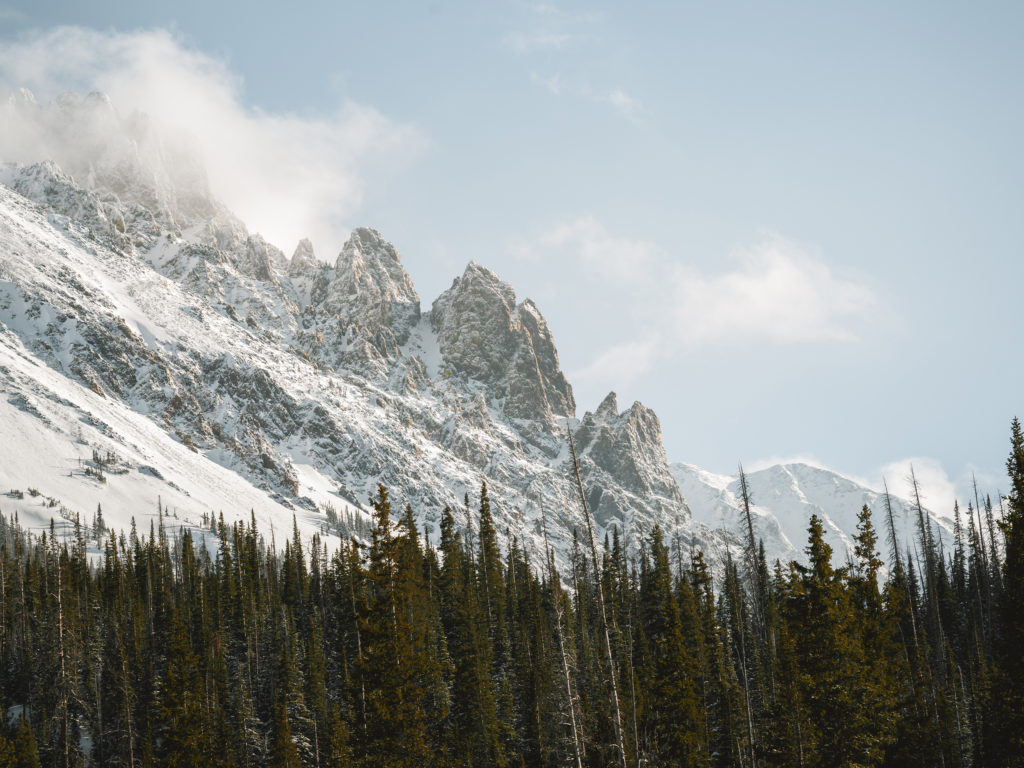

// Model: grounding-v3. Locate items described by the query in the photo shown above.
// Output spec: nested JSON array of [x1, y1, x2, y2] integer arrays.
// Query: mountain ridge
[[0, 89, 953, 571]]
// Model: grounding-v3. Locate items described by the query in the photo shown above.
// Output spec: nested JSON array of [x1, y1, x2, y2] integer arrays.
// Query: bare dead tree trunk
[[347, 549, 368, 734], [738, 466, 767, 648], [973, 475, 991, 576], [541, 507, 584, 768], [121, 653, 136, 768], [628, 524, 641, 768], [54, 542, 71, 768], [911, 466, 948, 659], [737, 593, 757, 768], [555, 601, 585, 768], [567, 425, 628, 768]]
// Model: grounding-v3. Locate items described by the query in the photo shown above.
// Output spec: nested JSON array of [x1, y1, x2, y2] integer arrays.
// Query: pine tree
[[14, 718, 42, 768], [637, 526, 707, 767], [476, 485, 514, 749], [786, 515, 883, 767], [356, 485, 435, 768], [985, 417, 1024, 765], [437, 505, 504, 767], [269, 685, 302, 768], [157, 600, 214, 767]]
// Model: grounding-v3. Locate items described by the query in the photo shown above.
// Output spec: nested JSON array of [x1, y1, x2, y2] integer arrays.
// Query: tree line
[[0, 418, 1023, 767]]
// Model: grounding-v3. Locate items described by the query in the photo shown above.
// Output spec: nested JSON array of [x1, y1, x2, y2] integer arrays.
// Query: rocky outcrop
[[3, 160, 158, 251], [288, 239, 331, 307], [236, 234, 286, 284], [573, 392, 688, 529], [321, 228, 420, 344], [431, 262, 575, 423], [288, 238, 318, 276]]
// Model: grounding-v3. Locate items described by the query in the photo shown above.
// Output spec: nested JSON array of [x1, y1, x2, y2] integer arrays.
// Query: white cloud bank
[[0, 26, 423, 256], [529, 216, 877, 386], [873, 458, 960, 519]]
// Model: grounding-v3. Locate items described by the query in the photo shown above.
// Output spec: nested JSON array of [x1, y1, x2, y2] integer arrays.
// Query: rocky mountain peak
[[573, 395, 687, 527], [2, 160, 153, 251], [431, 261, 574, 425], [338, 227, 403, 269], [594, 391, 619, 422], [237, 234, 286, 284], [288, 238, 318, 277], [431, 262, 517, 378], [322, 227, 420, 346]]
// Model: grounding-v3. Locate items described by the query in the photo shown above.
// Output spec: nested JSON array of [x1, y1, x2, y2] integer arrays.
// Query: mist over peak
[[0, 27, 423, 258], [2, 86, 216, 227]]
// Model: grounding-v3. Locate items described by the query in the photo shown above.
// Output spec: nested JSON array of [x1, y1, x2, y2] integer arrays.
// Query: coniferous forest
[[0, 420, 1023, 768]]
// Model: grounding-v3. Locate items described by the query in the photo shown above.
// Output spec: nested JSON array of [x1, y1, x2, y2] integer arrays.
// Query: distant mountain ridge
[[0, 89, 952, 569], [672, 461, 954, 568]]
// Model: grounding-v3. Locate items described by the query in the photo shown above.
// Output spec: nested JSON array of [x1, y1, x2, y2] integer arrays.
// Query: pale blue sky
[[2, 1, 1022, 509]]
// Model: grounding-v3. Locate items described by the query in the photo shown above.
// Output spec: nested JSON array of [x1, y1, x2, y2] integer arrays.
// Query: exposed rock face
[[289, 238, 318, 276], [323, 227, 420, 346], [573, 392, 688, 529], [288, 238, 331, 307], [236, 234, 286, 284], [431, 262, 575, 423], [3, 160, 156, 251]]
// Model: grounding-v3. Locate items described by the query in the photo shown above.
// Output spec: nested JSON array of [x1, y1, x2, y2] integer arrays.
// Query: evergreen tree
[[437, 505, 504, 768], [636, 526, 707, 767], [356, 485, 435, 768], [785, 515, 883, 767], [157, 601, 214, 767], [986, 417, 1024, 765], [269, 684, 302, 768]]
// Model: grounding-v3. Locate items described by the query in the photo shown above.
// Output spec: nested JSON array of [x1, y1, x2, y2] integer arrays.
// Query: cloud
[[571, 340, 657, 389], [529, 71, 562, 95], [505, 3, 602, 53], [671, 236, 876, 345], [539, 216, 663, 284], [505, 29, 573, 53], [526, 75, 641, 121], [603, 88, 639, 117], [872, 458, 960, 518], [525, 216, 878, 383], [509, 3, 633, 115], [0, 26, 423, 256], [546, 215, 874, 342]]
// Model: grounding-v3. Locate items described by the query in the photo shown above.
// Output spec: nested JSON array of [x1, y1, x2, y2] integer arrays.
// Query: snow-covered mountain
[[0, 89, 951, 570], [672, 462, 954, 569]]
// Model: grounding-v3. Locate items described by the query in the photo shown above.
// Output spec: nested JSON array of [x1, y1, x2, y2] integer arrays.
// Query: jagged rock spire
[[431, 261, 574, 423]]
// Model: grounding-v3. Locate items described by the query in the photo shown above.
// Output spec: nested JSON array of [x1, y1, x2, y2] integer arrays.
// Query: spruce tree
[[356, 485, 435, 768], [637, 526, 707, 767], [986, 417, 1024, 765], [787, 515, 882, 767], [437, 505, 504, 767]]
